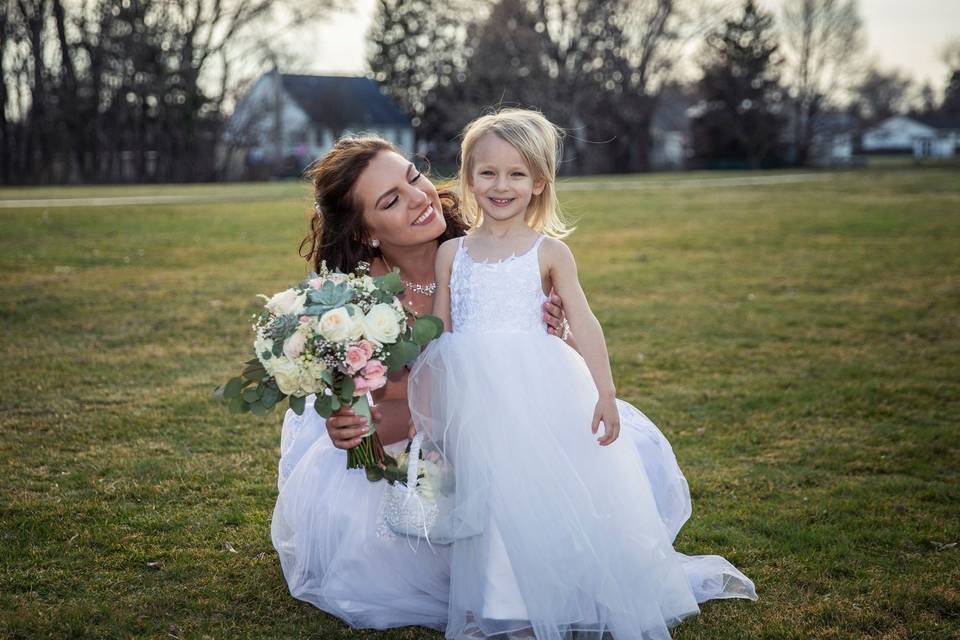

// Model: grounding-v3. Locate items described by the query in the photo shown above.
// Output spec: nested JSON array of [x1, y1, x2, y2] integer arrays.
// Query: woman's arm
[[543, 238, 620, 445]]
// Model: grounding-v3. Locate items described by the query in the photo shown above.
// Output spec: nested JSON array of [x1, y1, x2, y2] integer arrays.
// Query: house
[[224, 72, 413, 179], [807, 111, 857, 166], [862, 115, 960, 158]]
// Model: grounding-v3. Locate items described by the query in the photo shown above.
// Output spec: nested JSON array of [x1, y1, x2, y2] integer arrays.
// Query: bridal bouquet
[[215, 261, 443, 476]]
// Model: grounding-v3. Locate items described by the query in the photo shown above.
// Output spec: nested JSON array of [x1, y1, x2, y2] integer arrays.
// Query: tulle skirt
[[271, 395, 451, 630], [408, 331, 757, 640]]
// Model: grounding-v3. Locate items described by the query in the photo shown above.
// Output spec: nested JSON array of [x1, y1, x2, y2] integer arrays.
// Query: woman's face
[[353, 150, 446, 251]]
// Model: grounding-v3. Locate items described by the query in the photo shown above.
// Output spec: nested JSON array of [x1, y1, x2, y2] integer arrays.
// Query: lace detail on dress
[[450, 235, 549, 334]]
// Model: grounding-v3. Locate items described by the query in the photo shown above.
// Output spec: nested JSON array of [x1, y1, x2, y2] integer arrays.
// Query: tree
[[851, 66, 912, 125], [939, 39, 960, 119], [691, 0, 786, 169], [780, 0, 864, 166], [367, 0, 477, 134]]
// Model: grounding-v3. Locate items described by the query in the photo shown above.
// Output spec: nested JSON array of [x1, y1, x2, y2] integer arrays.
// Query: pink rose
[[356, 339, 374, 361], [365, 375, 387, 392], [308, 277, 323, 289], [353, 375, 371, 396], [361, 359, 385, 379], [299, 315, 311, 324], [344, 345, 369, 373]]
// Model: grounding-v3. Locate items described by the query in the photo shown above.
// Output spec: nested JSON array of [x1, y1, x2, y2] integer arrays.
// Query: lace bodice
[[450, 235, 549, 334]]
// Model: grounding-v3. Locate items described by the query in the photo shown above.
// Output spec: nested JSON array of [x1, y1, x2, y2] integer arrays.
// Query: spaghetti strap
[[531, 234, 545, 251]]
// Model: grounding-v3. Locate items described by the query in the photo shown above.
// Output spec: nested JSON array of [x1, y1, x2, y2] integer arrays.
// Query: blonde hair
[[458, 107, 573, 238]]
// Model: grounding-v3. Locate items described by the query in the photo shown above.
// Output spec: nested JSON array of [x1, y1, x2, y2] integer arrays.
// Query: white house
[[862, 115, 960, 158], [224, 72, 414, 179]]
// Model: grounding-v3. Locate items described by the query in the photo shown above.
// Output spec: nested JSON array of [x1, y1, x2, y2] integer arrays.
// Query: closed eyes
[[384, 171, 423, 209]]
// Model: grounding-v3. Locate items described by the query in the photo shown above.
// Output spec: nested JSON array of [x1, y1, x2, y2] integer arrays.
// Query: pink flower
[[364, 375, 387, 392], [361, 359, 385, 379], [356, 339, 374, 361], [353, 375, 371, 396], [299, 315, 311, 324], [344, 345, 369, 374], [308, 277, 323, 289]]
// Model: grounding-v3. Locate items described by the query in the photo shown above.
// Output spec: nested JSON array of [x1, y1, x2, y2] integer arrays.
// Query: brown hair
[[299, 136, 468, 273]]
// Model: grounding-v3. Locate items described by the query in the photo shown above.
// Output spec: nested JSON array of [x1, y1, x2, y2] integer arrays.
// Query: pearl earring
[[370, 238, 380, 248]]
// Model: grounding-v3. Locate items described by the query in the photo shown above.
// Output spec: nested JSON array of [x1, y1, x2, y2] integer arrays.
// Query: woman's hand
[[542, 289, 566, 337], [591, 395, 621, 446], [325, 404, 383, 450]]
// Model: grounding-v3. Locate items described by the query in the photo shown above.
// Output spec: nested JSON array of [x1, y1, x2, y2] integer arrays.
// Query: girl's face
[[354, 150, 446, 250], [468, 133, 545, 225]]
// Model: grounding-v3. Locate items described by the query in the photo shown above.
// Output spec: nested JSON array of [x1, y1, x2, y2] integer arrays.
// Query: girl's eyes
[[479, 170, 527, 177], [384, 172, 424, 209]]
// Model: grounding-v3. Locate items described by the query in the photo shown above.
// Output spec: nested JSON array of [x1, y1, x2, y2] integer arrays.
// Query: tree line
[[369, 0, 960, 173], [0, 0, 333, 185]]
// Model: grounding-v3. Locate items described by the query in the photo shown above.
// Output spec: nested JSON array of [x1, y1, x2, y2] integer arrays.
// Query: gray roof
[[280, 74, 410, 128]]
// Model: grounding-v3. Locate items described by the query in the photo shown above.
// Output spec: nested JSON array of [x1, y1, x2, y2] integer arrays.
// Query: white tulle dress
[[405, 235, 757, 640]]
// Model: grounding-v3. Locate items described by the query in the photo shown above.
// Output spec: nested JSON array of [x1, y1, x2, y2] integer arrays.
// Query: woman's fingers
[[590, 406, 602, 434]]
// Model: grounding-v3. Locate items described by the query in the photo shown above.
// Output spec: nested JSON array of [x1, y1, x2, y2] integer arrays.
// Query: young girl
[[408, 109, 756, 640]]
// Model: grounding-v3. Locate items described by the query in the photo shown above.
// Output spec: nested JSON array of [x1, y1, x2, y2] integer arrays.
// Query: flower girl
[[407, 108, 757, 640]]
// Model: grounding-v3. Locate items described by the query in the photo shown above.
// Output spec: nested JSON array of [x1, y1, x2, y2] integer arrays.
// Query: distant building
[[807, 112, 857, 166], [224, 72, 413, 179], [862, 115, 960, 158]]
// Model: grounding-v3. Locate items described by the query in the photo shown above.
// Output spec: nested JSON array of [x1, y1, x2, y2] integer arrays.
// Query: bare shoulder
[[540, 236, 577, 269], [435, 236, 462, 273]]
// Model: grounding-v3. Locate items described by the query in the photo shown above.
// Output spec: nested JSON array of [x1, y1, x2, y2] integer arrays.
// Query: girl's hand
[[542, 289, 568, 338], [591, 396, 620, 446], [325, 404, 382, 450], [407, 419, 417, 440]]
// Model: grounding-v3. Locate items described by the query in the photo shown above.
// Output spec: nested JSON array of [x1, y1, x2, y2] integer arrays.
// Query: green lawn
[[1, 167, 958, 639]]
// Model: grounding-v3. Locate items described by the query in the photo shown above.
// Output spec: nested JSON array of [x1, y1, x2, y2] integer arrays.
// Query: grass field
[[1, 167, 958, 639]]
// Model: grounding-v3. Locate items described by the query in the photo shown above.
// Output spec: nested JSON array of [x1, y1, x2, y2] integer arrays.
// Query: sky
[[295, 0, 960, 92]]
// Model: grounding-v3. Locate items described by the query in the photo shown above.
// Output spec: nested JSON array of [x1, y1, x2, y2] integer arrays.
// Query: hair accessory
[[314, 202, 321, 214]]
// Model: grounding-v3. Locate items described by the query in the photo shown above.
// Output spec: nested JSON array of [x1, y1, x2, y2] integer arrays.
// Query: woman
[[271, 136, 754, 631]]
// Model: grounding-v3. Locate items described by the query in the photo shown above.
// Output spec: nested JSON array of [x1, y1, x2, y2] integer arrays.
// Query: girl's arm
[[431, 238, 458, 331], [542, 239, 620, 445]]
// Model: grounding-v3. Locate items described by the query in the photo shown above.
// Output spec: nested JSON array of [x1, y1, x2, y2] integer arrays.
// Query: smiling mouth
[[489, 197, 514, 207], [412, 204, 435, 225]]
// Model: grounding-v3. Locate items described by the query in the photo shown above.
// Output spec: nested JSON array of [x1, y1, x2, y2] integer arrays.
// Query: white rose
[[363, 303, 402, 344], [299, 358, 328, 394], [254, 333, 276, 372], [318, 307, 352, 342], [346, 304, 365, 340], [271, 357, 302, 395], [265, 288, 306, 316], [360, 275, 376, 292]]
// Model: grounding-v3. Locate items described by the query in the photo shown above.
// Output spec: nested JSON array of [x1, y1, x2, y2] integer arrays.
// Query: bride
[[271, 135, 757, 631]]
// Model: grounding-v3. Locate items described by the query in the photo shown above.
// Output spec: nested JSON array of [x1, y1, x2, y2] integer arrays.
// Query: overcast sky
[[295, 0, 959, 92]]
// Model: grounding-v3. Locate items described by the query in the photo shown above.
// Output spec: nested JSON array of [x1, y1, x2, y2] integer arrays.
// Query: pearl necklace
[[380, 255, 437, 296]]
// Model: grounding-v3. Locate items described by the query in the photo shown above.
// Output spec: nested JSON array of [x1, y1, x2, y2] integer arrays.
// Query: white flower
[[298, 358, 328, 394], [363, 303, 402, 344], [360, 275, 377, 292], [346, 304, 366, 340], [264, 288, 306, 316], [271, 357, 302, 395], [254, 332, 275, 370], [318, 307, 353, 342], [329, 272, 348, 285]]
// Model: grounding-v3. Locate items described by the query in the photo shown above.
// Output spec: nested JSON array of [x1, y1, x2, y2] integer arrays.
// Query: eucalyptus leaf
[[228, 396, 246, 413], [314, 394, 334, 418], [261, 385, 280, 407], [384, 340, 420, 370], [339, 377, 356, 402], [289, 395, 306, 415], [331, 395, 341, 411], [223, 377, 244, 399], [412, 316, 443, 346], [365, 466, 385, 482], [250, 401, 271, 417], [242, 387, 261, 403]]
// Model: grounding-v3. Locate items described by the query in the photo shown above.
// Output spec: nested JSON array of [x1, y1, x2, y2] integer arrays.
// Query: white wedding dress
[[405, 235, 758, 639], [271, 235, 756, 634]]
